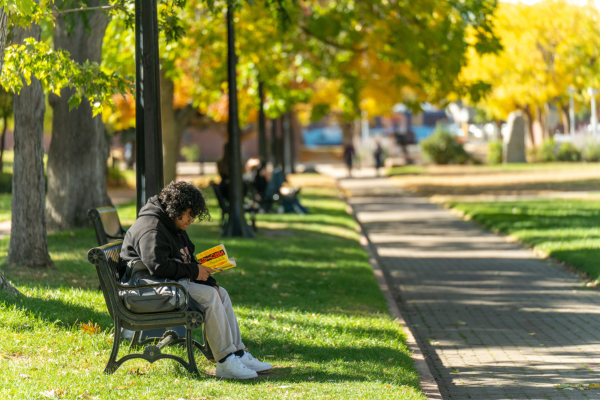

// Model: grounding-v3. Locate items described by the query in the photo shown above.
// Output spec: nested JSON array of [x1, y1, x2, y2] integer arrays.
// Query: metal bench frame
[[87, 241, 209, 375]]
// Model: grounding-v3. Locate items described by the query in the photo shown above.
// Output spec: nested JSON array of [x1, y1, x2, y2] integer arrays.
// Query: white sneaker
[[238, 352, 272, 372], [215, 354, 258, 379]]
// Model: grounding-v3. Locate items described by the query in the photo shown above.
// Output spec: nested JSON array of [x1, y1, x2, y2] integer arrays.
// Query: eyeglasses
[[184, 212, 198, 223]]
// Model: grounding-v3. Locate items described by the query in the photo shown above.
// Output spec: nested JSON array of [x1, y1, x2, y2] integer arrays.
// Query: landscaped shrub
[[557, 142, 582, 162], [420, 128, 471, 165], [582, 141, 600, 162], [487, 141, 503, 165], [539, 138, 557, 162]]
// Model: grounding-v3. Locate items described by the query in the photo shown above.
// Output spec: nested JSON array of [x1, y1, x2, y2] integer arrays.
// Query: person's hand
[[196, 265, 214, 281]]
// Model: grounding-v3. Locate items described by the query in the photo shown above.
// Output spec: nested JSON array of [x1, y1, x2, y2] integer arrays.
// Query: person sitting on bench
[[120, 181, 271, 379]]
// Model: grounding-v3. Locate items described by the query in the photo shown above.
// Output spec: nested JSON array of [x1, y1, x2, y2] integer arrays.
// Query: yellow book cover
[[196, 245, 236, 273]]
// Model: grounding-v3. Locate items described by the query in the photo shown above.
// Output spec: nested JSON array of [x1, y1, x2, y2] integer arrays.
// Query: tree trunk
[[46, 2, 112, 231], [0, 117, 7, 173], [0, 3, 20, 296], [0, 6, 7, 175], [560, 104, 570, 135], [0, 269, 19, 296], [340, 120, 359, 144], [522, 106, 535, 146], [223, 3, 251, 237], [258, 81, 267, 160], [273, 117, 283, 169], [6, 24, 53, 270], [161, 70, 196, 185], [161, 71, 177, 185], [0, 7, 9, 72]]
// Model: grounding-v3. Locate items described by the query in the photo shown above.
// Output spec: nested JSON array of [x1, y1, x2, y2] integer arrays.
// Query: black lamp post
[[135, 0, 164, 215], [223, 2, 252, 237]]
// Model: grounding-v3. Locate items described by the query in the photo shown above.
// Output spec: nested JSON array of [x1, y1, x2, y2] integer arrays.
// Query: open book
[[196, 244, 236, 273]]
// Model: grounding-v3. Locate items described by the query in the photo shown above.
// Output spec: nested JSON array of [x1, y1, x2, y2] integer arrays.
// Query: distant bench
[[87, 206, 127, 246]]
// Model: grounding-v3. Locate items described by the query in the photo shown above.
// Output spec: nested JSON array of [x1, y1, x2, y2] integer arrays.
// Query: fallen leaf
[[19, 373, 31, 379], [388, 358, 393, 362], [588, 383, 600, 389], [456, 321, 467, 326], [268, 315, 277, 320], [528, 333, 536, 336], [271, 283, 279, 289], [79, 321, 101, 335]]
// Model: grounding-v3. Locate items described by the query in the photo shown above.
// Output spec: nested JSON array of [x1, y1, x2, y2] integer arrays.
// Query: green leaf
[[68, 94, 82, 111]]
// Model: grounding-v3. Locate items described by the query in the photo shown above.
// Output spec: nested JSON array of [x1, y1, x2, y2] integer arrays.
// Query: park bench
[[87, 240, 212, 374], [87, 206, 127, 246], [210, 181, 258, 231]]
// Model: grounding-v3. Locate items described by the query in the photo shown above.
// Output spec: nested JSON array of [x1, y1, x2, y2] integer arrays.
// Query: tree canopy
[[460, 0, 600, 122]]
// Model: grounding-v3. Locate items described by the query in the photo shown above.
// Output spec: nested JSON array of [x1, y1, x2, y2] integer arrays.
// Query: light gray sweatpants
[[180, 281, 245, 361]]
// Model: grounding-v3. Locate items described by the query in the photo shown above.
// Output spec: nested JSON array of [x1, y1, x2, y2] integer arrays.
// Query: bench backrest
[[88, 206, 126, 246], [87, 241, 125, 320]]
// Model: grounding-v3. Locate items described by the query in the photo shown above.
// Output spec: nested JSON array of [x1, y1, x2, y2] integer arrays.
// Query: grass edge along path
[[447, 198, 600, 282], [0, 175, 425, 400]]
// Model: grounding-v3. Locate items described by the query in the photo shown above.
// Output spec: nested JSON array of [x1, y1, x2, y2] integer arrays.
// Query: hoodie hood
[[138, 196, 179, 235]]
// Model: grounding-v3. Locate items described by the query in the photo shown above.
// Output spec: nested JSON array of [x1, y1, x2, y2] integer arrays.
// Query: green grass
[[0, 184, 424, 399], [0, 193, 11, 221], [387, 165, 426, 176], [448, 199, 600, 280], [389, 162, 600, 176]]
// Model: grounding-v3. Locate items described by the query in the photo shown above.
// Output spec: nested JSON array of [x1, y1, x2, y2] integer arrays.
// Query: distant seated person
[[120, 181, 271, 379], [245, 158, 269, 202]]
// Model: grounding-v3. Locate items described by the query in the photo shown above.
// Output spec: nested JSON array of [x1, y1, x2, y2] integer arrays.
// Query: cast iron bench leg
[[105, 317, 122, 374]]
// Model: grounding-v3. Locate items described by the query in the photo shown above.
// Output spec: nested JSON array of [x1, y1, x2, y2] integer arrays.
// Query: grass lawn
[[0, 193, 11, 221], [0, 174, 424, 399], [390, 162, 600, 197], [448, 198, 600, 281]]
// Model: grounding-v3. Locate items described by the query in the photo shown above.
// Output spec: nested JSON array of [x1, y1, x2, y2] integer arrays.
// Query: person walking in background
[[373, 140, 383, 176], [343, 142, 356, 177]]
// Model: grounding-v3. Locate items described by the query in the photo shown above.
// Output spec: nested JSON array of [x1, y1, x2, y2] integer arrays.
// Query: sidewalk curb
[[340, 187, 443, 400]]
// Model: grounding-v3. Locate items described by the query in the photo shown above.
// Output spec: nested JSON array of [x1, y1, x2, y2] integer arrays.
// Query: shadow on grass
[[0, 289, 112, 329]]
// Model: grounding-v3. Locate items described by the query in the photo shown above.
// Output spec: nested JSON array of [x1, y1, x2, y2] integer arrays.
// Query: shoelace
[[234, 356, 251, 370]]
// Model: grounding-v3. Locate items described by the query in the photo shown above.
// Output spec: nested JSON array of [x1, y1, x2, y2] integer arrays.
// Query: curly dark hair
[[158, 181, 211, 222]]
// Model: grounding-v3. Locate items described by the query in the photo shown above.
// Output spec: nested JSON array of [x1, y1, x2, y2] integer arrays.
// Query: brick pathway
[[340, 177, 600, 400]]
